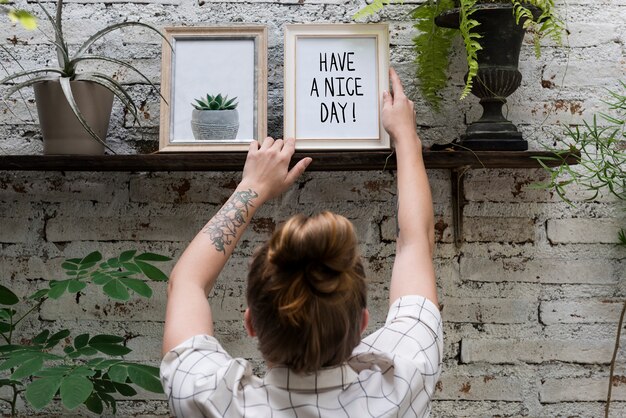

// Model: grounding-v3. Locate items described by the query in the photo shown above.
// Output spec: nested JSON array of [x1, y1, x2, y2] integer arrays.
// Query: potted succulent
[[191, 93, 239, 140], [0, 0, 168, 155], [356, 0, 563, 151]]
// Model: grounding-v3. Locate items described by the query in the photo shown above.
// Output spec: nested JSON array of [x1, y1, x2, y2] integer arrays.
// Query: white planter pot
[[191, 109, 239, 140]]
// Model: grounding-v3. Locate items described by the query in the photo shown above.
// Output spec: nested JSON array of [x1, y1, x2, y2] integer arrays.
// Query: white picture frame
[[159, 26, 267, 152], [284, 24, 390, 150]]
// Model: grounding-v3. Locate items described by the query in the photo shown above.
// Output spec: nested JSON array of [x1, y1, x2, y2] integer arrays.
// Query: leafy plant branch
[[533, 82, 625, 417], [0, 250, 171, 416]]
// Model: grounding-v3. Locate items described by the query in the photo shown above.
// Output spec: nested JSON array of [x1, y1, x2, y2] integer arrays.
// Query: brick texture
[[1, 0, 626, 416]]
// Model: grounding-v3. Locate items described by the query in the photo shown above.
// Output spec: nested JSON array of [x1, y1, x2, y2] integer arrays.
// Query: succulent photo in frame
[[159, 26, 267, 152], [284, 24, 390, 150]]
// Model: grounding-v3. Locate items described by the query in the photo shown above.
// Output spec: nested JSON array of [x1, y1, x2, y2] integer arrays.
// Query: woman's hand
[[239, 137, 312, 203], [382, 68, 420, 148]]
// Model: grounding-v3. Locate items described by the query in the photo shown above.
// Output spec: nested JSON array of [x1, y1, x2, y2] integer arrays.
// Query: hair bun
[[268, 212, 358, 282]]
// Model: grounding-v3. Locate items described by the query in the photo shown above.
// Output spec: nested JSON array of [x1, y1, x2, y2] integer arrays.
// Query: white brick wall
[[1, 0, 625, 416]]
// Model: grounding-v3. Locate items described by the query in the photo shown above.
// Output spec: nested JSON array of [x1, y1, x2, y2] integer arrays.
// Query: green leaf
[[119, 250, 137, 262], [92, 272, 113, 286], [84, 392, 104, 414], [0, 378, 22, 388], [25, 376, 62, 410], [411, 0, 456, 109], [0, 284, 19, 305], [127, 365, 163, 393], [134, 252, 171, 262], [64, 346, 75, 354], [35, 366, 71, 377], [122, 262, 142, 273], [29, 289, 49, 300], [47, 329, 71, 344], [67, 280, 87, 293], [7, 9, 38, 30], [135, 261, 168, 281], [74, 347, 99, 357], [90, 344, 131, 356], [0, 352, 39, 371], [90, 335, 125, 345], [61, 262, 79, 271], [113, 382, 137, 397], [94, 378, 116, 393], [69, 366, 95, 378], [99, 391, 117, 414], [120, 278, 152, 298], [32, 330, 50, 344], [106, 257, 121, 268], [108, 364, 128, 383], [60, 375, 93, 410], [48, 280, 70, 299], [96, 359, 122, 369], [11, 356, 44, 380], [0, 344, 24, 354], [0, 309, 12, 321], [74, 334, 89, 349], [0, 321, 13, 333], [102, 279, 130, 300], [80, 252, 103, 265]]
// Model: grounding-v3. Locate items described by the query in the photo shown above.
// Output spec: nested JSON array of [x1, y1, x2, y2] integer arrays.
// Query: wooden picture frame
[[284, 24, 390, 150], [159, 26, 267, 152]]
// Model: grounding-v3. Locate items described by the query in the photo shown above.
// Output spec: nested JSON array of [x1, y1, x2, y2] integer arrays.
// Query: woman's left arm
[[162, 138, 312, 355]]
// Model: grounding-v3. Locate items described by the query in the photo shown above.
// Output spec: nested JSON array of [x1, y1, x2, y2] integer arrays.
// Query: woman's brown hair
[[246, 211, 367, 374]]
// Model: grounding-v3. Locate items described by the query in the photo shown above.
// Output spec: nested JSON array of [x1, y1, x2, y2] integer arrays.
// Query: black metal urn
[[436, 3, 538, 151]]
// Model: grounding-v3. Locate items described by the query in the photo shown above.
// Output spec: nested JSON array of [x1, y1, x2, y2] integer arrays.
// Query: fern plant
[[356, 0, 564, 110]]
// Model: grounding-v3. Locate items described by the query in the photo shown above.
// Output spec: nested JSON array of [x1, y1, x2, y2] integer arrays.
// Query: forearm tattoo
[[202, 189, 258, 253]]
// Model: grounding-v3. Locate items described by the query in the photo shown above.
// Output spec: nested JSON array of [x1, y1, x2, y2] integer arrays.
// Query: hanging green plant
[[355, 0, 564, 110]]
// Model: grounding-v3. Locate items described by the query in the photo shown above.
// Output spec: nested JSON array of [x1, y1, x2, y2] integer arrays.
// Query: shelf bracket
[[451, 166, 470, 248]]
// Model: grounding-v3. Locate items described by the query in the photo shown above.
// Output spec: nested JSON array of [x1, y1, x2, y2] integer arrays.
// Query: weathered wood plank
[[0, 150, 579, 172]]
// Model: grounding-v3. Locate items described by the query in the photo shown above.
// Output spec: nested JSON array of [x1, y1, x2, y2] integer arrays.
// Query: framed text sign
[[159, 26, 267, 152], [284, 24, 390, 150]]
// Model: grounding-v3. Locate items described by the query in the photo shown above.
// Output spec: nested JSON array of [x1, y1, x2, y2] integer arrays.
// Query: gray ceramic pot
[[34, 80, 114, 155], [191, 109, 239, 140]]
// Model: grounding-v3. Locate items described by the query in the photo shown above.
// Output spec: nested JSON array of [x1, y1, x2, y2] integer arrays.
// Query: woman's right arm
[[382, 68, 438, 308]]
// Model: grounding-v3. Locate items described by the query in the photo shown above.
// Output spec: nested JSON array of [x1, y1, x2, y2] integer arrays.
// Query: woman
[[161, 68, 442, 417]]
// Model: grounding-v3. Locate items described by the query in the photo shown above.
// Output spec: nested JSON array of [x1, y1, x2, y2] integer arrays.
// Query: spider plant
[[0, 0, 171, 152]]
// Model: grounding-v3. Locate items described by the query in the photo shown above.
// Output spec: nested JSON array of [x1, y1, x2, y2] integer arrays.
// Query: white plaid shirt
[[161, 295, 443, 417]]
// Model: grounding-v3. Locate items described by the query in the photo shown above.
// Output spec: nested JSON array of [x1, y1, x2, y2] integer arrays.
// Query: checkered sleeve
[[360, 295, 443, 387], [160, 334, 246, 417]]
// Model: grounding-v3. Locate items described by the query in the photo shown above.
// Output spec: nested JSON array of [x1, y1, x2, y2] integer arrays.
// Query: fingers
[[382, 90, 392, 108], [281, 137, 296, 158], [285, 157, 312, 186], [248, 140, 259, 154], [389, 67, 405, 98], [260, 136, 274, 150]]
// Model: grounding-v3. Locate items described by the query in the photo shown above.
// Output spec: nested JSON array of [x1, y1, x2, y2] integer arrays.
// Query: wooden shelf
[[0, 150, 578, 172]]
